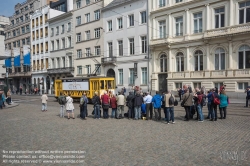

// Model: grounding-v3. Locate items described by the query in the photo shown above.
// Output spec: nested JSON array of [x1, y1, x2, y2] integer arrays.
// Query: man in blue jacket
[[152, 91, 162, 121]]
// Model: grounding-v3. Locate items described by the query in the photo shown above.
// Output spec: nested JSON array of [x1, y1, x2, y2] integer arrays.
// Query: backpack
[[169, 94, 174, 105], [174, 99, 178, 106], [201, 95, 206, 106], [58, 96, 66, 105], [80, 97, 85, 106]]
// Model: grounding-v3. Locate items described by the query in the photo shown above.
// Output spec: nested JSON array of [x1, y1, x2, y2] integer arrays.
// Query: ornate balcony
[[47, 67, 74, 74], [101, 57, 117, 65], [210, 70, 226, 77], [8, 71, 31, 77], [204, 23, 250, 38], [190, 71, 205, 78]]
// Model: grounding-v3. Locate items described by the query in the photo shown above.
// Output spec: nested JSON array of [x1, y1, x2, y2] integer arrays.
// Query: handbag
[[174, 99, 178, 106], [181, 93, 190, 107], [213, 94, 220, 105]]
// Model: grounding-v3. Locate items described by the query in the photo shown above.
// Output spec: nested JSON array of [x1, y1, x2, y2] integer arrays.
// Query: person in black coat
[[126, 92, 134, 119]]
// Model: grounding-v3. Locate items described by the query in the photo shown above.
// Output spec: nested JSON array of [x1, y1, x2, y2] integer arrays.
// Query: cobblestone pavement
[[0, 95, 249, 166]]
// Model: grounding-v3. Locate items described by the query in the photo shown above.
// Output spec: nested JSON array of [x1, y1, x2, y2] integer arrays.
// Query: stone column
[[228, 40, 233, 69], [229, 0, 234, 26], [205, 4, 210, 30], [206, 43, 210, 70], [168, 14, 172, 38], [186, 47, 190, 71], [168, 47, 172, 73], [185, 9, 190, 35]]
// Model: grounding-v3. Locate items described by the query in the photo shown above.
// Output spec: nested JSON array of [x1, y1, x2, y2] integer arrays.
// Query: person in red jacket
[[110, 94, 117, 118], [101, 91, 110, 119]]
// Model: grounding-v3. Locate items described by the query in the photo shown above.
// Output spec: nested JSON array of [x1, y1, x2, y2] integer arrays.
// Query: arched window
[[194, 50, 203, 71], [176, 52, 184, 72], [238, 45, 250, 69], [215, 48, 225, 70], [160, 54, 167, 72]]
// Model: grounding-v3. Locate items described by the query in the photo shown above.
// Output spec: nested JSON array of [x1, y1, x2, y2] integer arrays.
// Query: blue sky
[[0, 0, 24, 17]]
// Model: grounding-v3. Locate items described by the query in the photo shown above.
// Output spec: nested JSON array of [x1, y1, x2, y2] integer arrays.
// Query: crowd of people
[[41, 84, 231, 123]]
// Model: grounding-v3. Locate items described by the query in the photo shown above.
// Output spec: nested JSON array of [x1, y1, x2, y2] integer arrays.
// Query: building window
[[129, 14, 134, 26], [26, 38, 30, 45], [94, 10, 100, 20], [17, 40, 20, 47], [117, 17, 123, 29], [51, 28, 54, 36], [215, 7, 225, 28], [56, 26, 59, 35], [85, 48, 91, 57], [22, 39, 25, 45], [215, 48, 225, 70], [175, 17, 183, 36], [77, 49, 82, 58], [159, 21, 166, 38], [118, 69, 123, 85], [62, 38, 65, 49], [140, 11, 147, 24], [194, 12, 202, 33], [67, 36, 71, 47], [61, 24, 64, 34], [51, 41, 54, 51], [86, 0, 90, 5], [175, 83, 182, 89], [76, 16, 81, 25], [129, 68, 135, 85], [85, 13, 90, 23], [94, 28, 100, 38], [159, 0, 166, 7], [193, 82, 201, 89], [239, 1, 250, 24], [118, 40, 123, 56], [129, 38, 135, 55], [56, 40, 59, 50], [21, 27, 25, 34], [194, 50, 203, 71], [214, 82, 223, 89], [86, 65, 91, 74], [76, 0, 81, 8], [95, 64, 101, 75], [141, 36, 147, 54], [238, 82, 248, 90], [62, 57, 65, 68], [85, 30, 90, 40], [238, 45, 250, 69], [13, 42, 16, 48], [76, 33, 81, 42], [95, 46, 100, 56], [108, 42, 113, 57], [13, 30, 16, 37], [68, 22, 71, 31], [77, 66, 82, 74], [176, 0, 183, 3], [160, 54, 167, 72], [141, 67, 147, 84], [108, 20, 112, 31], [176, 52, 184, 72]]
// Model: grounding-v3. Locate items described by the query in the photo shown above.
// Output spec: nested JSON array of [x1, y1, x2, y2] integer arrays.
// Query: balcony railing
[[47, 67, 74, 74], [204, 22, 250, 38], [101, 57, 117, 64]]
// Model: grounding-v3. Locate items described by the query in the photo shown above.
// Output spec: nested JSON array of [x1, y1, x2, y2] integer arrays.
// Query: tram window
[[100, 80, 104, 89], [107, 81, 112, 89]]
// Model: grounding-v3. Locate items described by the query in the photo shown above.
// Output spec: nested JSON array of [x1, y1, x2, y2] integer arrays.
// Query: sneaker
[[167, 122, 170, 124], [198, 120, 204, 122], [172, 121, 175, 124]]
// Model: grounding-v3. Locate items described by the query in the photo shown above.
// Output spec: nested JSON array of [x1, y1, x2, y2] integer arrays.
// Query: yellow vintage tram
[[54, 77, 115, 100]]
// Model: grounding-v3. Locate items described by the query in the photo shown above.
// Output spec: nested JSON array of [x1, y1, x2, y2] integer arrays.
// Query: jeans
[[117, 105, 124, 118], [207, 102, 212, 119], [219, 107, 227, 119], [103, 109, 109, 119], [134, 106, 141, 119], [211, 103, 218, 120], [146, 103, 153, 120], [166, 107, 174, 123], [246, 96, 250, 107], [42, 103, 47, 111], [94, 105, 100, 119], [7, 97, 11, 104], [60, 105, 65, 117], [80, 105, 87, 119], [197, 104, 204, 121], [111, 108, 116, 118], [128, 106, 134, 119], [154, 108, 161, 120], [184, 106, 191, 120]]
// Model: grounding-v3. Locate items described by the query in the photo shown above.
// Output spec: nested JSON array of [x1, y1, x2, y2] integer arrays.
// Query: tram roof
[[60, 76, 115, 80]]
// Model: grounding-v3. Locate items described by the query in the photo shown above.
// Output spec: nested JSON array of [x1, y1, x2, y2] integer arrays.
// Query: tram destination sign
[[62, 79, 89, 90]]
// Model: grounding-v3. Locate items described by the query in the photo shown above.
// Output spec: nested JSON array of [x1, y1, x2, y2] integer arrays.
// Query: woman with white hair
[[66, 94, 75, 119]]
